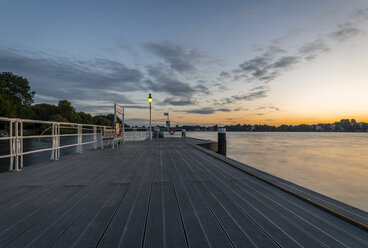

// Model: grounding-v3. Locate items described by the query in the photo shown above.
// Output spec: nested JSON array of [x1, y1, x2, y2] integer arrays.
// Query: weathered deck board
[[0, 138, 367, 248]]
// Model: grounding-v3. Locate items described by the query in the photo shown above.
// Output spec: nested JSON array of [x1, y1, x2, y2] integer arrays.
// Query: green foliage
[[31, 103, 59, 121], [0, 72, 35, 118], [78, 112, 94, 124], [57, 100, 81, 123], [0, 86, 17, 117], [49, 114, 68, 122]]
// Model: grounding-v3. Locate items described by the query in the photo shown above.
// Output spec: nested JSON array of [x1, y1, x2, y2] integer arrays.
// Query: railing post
[[51, 123, 56, 160], [20, 121, 23, 168], [93, 126, 97, 149], [14, 120, 21, 171], [57, 123, 60, 159], [100, 127, 104, 149], [9, 121, 13, 171], [76, 124, 82, 153]]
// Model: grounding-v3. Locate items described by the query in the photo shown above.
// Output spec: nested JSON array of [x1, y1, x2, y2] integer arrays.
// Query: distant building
[[340, 119, 350, 125]]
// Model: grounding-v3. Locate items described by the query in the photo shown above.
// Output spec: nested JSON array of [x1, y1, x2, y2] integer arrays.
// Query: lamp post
[[148, 93, 153, 140]]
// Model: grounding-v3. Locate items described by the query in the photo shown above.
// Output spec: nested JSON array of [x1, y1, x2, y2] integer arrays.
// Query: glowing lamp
[[148, 93, 153, 103]]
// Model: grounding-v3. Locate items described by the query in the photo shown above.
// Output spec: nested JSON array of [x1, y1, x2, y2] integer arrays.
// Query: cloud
[[194, 82, 211, 94], [298, 39, 330, 60], [352, 7, 368, 21], [186, 108, 215, 114], [231, 47, 300, 84], [144, 65, 197, 97], [0, 48, 144, 105], [219, 71, 231, 78], [271, 56, 299, 69], [143, 41, 202, 73], [256, 106, 280, 111], [217, 86, 269, 105], [184, 107, 233, 114], [232, 90, 268, 101], [217, 108, 231, 112], [162, 97, 195, 106], [329, 23, 363, 42]]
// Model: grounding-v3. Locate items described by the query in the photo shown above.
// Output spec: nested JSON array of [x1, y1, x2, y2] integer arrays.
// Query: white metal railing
[[0, 117, 141, 172], [123, 127, 151, 141]]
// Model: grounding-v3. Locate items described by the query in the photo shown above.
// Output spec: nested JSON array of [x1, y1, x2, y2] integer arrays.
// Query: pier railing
[[0, 117, 148, 172]]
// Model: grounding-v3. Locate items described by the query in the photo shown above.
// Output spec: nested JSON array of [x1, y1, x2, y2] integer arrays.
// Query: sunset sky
[[1, 0, 368, 126]]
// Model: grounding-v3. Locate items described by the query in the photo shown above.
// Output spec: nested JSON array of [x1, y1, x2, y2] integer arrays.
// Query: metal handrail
[[0, 117, 142, 172]]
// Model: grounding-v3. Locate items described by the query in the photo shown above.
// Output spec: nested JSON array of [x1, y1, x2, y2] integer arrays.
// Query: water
[[187, 131, 368, 212]]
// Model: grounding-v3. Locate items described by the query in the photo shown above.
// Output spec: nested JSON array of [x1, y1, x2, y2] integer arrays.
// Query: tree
[[78, 112, 93, 124], [57, 100, 81, 123], [0, 87, 17, 117], [31, 103, 59, 121], [0, 72, 35, 118]]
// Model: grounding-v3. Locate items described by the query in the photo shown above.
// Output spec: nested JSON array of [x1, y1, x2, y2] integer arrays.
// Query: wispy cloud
[[216, 86, 269, 105], [184, 107, 234, 115], [329, 23, 363, 42], [186, 107, 215, 114], [143, 41, 203, 73], [162, 97, 195, 106]]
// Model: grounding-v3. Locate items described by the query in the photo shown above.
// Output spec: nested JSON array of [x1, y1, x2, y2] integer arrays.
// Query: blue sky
[[1, 0, 368, 126]]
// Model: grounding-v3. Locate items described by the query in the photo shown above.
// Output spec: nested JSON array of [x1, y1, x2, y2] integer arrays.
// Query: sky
[[1, 0, 368, 126]]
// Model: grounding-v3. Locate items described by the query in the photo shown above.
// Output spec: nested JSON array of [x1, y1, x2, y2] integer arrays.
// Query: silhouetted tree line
[[178, 122, 368, 132]]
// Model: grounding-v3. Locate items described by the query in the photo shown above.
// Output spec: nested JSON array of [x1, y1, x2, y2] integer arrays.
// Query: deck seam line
[[141, 146, 156, 248]]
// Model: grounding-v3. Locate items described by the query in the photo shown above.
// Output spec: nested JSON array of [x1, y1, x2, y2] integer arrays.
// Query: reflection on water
[[188, 131, 368, 212]]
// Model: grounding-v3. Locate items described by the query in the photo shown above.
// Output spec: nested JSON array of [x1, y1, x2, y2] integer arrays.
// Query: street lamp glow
[[148, 93, 153, 103], [148, 93, 152, 140]]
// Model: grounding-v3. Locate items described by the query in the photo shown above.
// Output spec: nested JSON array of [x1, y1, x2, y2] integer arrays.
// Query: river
[[187, 131, 368, 212]]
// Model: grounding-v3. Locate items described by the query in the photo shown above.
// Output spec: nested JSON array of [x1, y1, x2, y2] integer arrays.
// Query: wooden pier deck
[[0, 138, 367, 247]]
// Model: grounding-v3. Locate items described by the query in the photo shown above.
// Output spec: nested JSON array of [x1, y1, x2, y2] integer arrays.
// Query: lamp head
[[148, 93, 153, 103]]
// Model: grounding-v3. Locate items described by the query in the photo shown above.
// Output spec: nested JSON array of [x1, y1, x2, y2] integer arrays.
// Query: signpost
[[164, 112, 170, 131], [114, 103, 125, 141]]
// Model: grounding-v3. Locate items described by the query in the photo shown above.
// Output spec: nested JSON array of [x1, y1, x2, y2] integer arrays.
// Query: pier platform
[[0, 138, 367, 247]]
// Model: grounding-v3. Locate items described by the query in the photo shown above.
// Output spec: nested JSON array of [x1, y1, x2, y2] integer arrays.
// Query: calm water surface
[[188, 131, 368, 212]]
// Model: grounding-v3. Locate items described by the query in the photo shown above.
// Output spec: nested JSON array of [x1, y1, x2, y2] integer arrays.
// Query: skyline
[[1, 0, 368, 126]]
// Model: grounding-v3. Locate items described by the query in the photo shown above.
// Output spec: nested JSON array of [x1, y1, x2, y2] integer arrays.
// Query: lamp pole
[[148, 93, 152, 140]]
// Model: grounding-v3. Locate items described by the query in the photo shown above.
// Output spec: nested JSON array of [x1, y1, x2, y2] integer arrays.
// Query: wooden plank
[[143, 182, 187, 248], [97, 145, 155, 248], [51, 184, 129, 248]]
